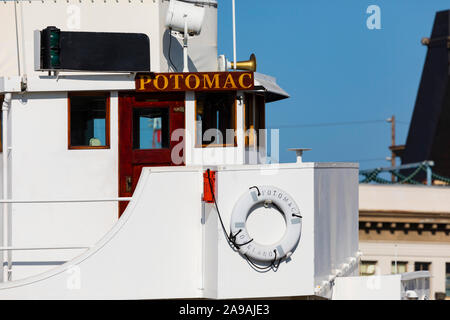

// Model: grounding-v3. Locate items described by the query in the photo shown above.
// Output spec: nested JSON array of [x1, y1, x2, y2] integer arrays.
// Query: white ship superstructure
[[0, 0, 419, 300]]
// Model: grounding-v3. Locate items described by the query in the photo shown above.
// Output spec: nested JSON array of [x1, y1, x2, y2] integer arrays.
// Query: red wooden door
[[118, 94, 185, 216]]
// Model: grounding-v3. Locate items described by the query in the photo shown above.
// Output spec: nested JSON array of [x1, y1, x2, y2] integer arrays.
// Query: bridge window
[[68, 92, 110, 149], [195, 92, 236, 147], [244, 93, 265, 147]]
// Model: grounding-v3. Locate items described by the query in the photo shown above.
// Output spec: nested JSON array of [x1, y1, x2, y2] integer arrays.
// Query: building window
[[446, 263, 450, 298], [195, 92, 236, 147], [414, 262, 431, 271], [360, 261, 377, 276], [391, 261, 408, 274], [244, 93, 265, 148], [68, 93, 110, 149]]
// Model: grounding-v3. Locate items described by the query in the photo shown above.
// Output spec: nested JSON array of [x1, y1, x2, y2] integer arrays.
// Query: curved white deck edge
[[0, 167, 205, 299]]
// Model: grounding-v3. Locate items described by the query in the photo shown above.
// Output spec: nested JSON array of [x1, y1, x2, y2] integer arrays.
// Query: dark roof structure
[[402, 10, 450, 177]]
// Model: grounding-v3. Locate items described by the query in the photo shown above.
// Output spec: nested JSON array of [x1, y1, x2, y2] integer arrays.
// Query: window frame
[[391, 261, 408, 274], [244, 93, 266, 147], [414, 261, 431, 271], [132, 106, 170, 151], [359, 260, 377, 276], [194, 92, 237, 148], [68, 91, 111, 150]]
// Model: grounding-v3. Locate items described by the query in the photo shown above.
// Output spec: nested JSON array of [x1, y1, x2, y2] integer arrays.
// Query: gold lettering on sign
[[139, 75, 152, 91], [185, 74, 201, 90], [203, 73, 220, 89], [239, 73, 253, 89], [223, 73, 238, 89], [154, 75, 169, 90], [170, 74, 183, 89], [135, 72, 254, 92]]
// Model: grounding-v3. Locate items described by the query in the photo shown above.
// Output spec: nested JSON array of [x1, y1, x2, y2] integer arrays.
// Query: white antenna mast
[[232, 0, 237, 70], [183, 16, 189, 73]]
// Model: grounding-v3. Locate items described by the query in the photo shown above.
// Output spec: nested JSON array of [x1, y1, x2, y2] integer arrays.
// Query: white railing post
[[2, 93, 11, 282]]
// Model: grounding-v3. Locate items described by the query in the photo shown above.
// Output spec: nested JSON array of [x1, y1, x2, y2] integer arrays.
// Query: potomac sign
[[136, 72, 254, 92]]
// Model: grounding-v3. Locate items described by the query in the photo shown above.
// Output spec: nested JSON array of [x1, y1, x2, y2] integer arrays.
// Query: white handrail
[[0, 198, 132, 204], [0, 196, 132, 281], [0, 246, 92, 251]]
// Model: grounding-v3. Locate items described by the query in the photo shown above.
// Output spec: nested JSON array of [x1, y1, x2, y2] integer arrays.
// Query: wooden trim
[[68, 92, 111, 150], [258, 93, 266, 131], [244, 93, 265, 148], [194, 92, 238, 148], [194, 94, 199, 148], [118, 93, 186, 217]]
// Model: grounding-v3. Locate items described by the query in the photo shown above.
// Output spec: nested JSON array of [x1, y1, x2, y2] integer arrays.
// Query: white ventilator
[[230, 186, 302, 262]]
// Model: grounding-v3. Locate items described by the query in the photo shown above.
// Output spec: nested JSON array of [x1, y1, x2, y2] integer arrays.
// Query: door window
[[132, 108, 169, 150]]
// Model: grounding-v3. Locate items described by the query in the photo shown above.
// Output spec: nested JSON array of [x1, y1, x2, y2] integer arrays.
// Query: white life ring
[[230, 186, 302, 262]]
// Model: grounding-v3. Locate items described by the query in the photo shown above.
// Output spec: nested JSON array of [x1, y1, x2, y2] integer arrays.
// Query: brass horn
[[231, 53, 257, 72]]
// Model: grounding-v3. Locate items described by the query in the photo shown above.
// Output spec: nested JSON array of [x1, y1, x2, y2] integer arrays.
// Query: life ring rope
[[205, 169, 283, 272], [230, 229, 254, 249], [249, 186, 261, 196]]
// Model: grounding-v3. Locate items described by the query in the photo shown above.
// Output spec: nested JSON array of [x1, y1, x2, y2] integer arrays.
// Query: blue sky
[[217, 1, 449, 169]]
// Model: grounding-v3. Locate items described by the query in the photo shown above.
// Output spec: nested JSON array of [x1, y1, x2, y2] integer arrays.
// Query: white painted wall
[[0, 2, 20, 77], [314, 166, 360, 291], [333, 274, 403, 300], [359, 241, 450, 299], [0, 164, 358, 299], [0, 0, 219, 78], [1, 0, 160, 77], [206, 163, 359, 299], [7, 92, 118, 280], [0, 167, 206, 299], [360, 184, 450, 213], [209, 165, 316, 299], [0, 155, 4, 283], [332, 272, 430, 300]]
